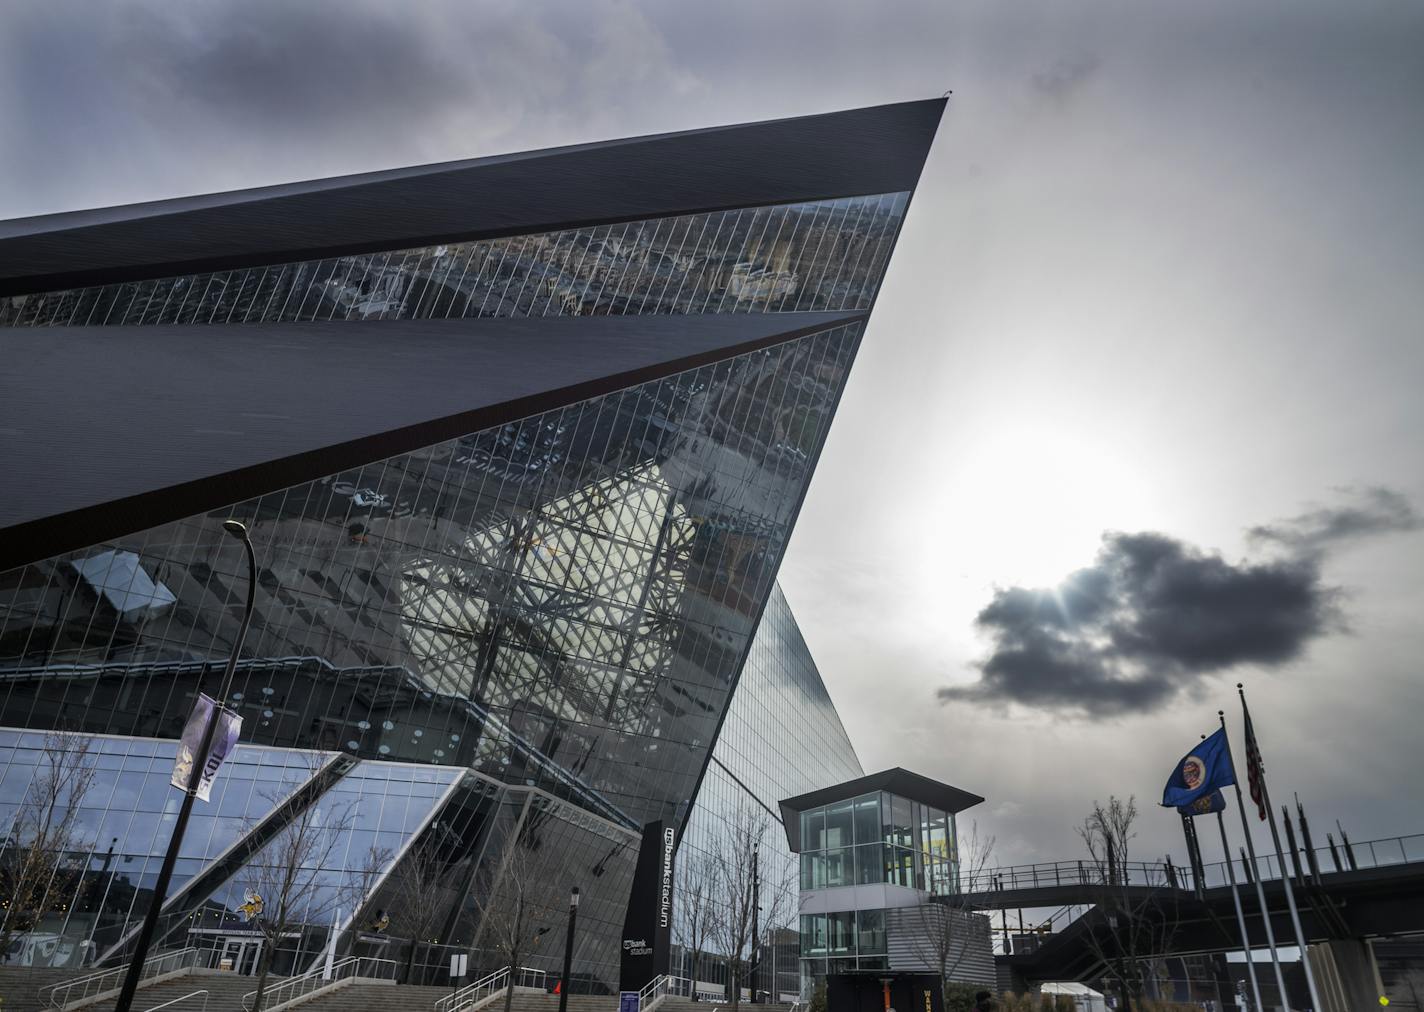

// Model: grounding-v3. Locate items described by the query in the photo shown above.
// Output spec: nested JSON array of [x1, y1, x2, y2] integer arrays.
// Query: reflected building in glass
[[0, 100, 945, 986]]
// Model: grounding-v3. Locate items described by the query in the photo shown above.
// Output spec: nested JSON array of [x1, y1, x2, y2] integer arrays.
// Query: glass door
[[220, 937, 262, 975]]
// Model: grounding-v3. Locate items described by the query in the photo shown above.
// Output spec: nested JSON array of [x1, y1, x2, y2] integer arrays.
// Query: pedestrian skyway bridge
[[955, 833, 1424, 1004]]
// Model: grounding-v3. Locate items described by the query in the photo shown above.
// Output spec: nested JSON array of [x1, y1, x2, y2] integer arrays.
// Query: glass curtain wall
[[0, 194, 908, 329], [671, 585, 861, 1000], [798, 792, 958, 895], [0, 186, 914, 986]]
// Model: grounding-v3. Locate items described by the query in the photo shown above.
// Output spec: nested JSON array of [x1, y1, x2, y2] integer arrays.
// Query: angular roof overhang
[[779, 767, 985, 852], [0, 310, 861, 570], [0, 99, 946, 296]]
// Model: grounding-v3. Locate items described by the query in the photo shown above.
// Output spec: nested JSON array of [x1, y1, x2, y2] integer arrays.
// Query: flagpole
[[1214, 811, 1264, 1012], [1218, 710, 1290, 1008], [1239, 684, 1324, 1011]]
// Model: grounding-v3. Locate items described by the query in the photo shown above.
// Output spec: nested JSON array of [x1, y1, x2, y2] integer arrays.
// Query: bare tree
[[1076, 795, 1180, 1012], [908, 820, 995, 994], [473, 844, 556, 1012], [238, 756, 377, 1012], [0, 731, 97, 963], [708, 801, 792, 1012], [673, 848, 719, 1000], [389, 829, 452, 984]]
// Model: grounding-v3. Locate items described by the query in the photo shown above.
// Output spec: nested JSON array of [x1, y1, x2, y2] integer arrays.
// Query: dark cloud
[[941, 534, 1344, 716], [944, 488, 1419, 716], [1248, 485, 1420, 555]]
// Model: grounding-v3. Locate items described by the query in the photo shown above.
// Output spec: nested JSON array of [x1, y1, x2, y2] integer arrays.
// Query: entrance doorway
[[220, 937, 262, 975]]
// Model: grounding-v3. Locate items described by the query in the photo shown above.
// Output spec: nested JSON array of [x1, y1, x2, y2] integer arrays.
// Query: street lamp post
[[749, 844, 759, 1005], [113, 520, 256, 1012], [558, 887, 579, 1012]]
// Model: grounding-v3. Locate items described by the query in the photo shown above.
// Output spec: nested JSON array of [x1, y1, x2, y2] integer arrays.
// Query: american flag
[[1243, 701, 1269, 822]]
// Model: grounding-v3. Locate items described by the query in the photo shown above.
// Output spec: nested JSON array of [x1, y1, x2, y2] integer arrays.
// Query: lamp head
[[222, 519, 248, 539]]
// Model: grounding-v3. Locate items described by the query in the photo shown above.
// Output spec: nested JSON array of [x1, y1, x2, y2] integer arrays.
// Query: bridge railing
[[965, 833, 1424, 899], [959, 859, 1179, 895], [1198, 831, 1424, 889]]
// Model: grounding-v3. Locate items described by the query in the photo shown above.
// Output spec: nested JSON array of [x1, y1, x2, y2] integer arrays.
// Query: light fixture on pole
[[114, 520, 256, 1012], [559, 886, 579, 1012]]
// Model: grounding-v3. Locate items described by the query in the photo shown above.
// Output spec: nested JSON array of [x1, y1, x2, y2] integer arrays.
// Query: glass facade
[[797, 792, 958, 897], [0, 194, 908, 329], [673, 585, 862, 999], [0, 130, 924, 987]]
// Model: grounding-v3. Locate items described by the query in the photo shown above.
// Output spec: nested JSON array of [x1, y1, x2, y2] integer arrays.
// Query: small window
[[802, 808, 826, 851], [824, 847, 853, 888], [857, 909, 886, 955], [852, 793, 880, 845], [854, 843, 883, 885], [825, 799, 854, 849]]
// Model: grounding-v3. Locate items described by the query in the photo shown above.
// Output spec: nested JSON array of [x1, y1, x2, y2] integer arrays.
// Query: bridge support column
[[1307, 939, 1384, 1012]]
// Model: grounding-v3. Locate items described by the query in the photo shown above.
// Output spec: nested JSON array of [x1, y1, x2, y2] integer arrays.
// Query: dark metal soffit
[[0, 310, 862, 571], [0, 99, 947, 296], [778, 767, 986, 852]]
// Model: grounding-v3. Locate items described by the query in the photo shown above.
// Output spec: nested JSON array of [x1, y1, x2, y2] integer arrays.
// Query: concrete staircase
[[0, 967, 81, 1012], [297, 990, 622, 1012], [0, 967, 272, 1012], [83, 970, 259, 1012], [657, 1003, 795, 1012], [297, 981, 447, 1012], [499, 997, 618, 1012]]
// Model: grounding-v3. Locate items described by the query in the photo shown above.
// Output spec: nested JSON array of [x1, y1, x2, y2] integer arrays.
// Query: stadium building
[[0, 100, 943, 988]]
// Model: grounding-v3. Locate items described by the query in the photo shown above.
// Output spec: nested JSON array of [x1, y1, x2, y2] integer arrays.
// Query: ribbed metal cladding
[[885, 905, 998, 989]]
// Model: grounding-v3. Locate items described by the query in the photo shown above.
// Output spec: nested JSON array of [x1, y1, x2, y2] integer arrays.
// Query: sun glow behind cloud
[[944, 423, 1153, 590]]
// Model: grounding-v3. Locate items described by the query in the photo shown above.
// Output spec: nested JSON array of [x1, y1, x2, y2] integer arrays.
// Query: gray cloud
[[1248, 485, 1420, 555], [1031, 55, 1101, 100], [0, 0, 701, 216], [944, 488, 1420, 716], [940, 531, 1339, 716]]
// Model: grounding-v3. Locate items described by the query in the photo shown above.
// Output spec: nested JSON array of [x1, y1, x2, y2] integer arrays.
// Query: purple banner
[[171, 693, 243, 802]]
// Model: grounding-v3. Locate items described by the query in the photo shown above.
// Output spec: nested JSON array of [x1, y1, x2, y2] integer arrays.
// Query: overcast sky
[[4, 0, 1422, 867]]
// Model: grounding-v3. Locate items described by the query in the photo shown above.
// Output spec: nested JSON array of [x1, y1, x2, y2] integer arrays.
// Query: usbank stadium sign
[[660, 826, 675, 929], [620, 821, 675, 992]]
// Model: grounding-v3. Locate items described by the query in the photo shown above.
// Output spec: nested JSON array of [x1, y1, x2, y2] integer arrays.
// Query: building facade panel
[[674, 584, 862, 1000]]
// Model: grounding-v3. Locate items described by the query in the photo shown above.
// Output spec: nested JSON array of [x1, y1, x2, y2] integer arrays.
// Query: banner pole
[[1219, 710, 1291, 1009], [1215, 811, 1264, 1012], [1239, 684, 1324, 1012]]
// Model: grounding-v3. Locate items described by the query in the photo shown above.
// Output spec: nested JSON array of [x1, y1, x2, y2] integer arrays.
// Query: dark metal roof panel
[[0, 99, 946, 296], [0, 310, 861, 570]]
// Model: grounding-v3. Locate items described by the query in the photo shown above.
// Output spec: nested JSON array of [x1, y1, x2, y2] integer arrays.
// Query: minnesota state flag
[[1161, 728, 1236, 809], [1178, 789, 1226, 818]]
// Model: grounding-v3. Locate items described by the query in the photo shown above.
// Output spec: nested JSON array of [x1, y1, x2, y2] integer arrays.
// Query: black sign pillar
[[619, 821, 675, 992]]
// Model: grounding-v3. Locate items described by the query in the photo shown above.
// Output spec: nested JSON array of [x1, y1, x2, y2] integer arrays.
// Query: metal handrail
[[435, 965, 509, 1012], [639, 973, 671, 1008], [43, 947, 202, 1010], [142, 990, 209, 1012], [435, 964, 546, 1012], [241, 955, 396, 1012]]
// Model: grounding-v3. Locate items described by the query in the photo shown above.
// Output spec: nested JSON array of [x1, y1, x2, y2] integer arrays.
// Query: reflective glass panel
[[1, 194, 911, 329], [824, 799, 853, 850]]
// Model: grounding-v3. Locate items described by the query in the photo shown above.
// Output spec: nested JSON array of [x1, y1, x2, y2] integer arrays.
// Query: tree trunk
[[690, 952, 700, 1001], [403, 938, 418, 985], [250, 938, 274, 1012], [728, 962, 740, 1012], [502, 956, 517, 1012]]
